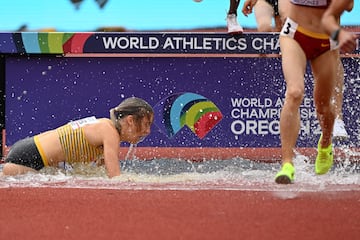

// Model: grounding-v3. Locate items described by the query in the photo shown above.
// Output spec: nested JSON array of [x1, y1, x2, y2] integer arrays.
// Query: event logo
[[154, 92, 223, 139]]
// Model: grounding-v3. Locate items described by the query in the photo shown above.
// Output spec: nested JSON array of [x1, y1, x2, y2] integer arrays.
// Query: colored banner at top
[[0, 32, 359, 55]]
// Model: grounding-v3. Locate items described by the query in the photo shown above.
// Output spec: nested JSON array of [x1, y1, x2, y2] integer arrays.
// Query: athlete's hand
[[338, 30, 357, 53], [242, 0, 257, 17]]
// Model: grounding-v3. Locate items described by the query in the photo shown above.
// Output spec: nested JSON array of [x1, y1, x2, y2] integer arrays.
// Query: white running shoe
[[333, 118, 349, 139], [226, 14, 243, 34]]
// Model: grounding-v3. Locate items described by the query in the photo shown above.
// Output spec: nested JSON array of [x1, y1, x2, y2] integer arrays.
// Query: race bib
[[69, 116, 98, 129], [280, 18, 297, 38]]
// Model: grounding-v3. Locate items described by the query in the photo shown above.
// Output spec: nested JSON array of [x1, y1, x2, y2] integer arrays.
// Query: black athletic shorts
[[266, 0, 279, 16], [5, 137, 45, 171]]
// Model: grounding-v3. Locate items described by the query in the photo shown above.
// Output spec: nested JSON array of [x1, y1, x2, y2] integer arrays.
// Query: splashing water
[[125, 143, 137, 161], [1, 151, 359, 192]]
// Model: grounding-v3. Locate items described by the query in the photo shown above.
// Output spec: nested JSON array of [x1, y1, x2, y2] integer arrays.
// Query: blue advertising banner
[[2, 32, 360, 161], [5, 56, 360, 149]]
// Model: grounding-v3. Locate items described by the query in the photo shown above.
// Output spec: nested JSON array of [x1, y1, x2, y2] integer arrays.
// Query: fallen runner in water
[[2, 97, 154, 178]]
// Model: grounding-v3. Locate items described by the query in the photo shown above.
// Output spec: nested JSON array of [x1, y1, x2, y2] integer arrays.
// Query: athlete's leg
[[254, 0, 274, 32], [228, 0, 240, 15], [279, 36, 307, 164], [311, 50, 337, 174], [227, 0, 243, 33], [311, 50, 337, 148], [2, 162, 37, 175], [275, 36, 307, 183]]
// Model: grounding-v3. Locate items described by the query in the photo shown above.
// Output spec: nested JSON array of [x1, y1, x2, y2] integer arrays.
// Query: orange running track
[[0, 187, 359, 240]]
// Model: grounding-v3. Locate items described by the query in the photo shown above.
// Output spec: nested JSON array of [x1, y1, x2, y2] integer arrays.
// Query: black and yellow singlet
[[57, 117, 104, 164]]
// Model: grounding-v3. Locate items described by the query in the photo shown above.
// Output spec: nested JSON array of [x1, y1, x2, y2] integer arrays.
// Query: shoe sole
[[275, 175, 292, 184]]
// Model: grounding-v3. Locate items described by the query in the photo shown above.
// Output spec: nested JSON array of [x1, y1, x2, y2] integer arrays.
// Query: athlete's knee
[[285, 88, 304, 105], [2, 162, 36, 175], [2, 163, 18, 175]]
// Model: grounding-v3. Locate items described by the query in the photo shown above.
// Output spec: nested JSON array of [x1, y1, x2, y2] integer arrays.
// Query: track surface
[[1, 187, 359, 240]]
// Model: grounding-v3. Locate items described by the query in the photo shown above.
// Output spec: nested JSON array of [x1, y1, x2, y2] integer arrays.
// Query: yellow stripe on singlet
[[57, 124, 103, 164], [33, 135, 49, 166]]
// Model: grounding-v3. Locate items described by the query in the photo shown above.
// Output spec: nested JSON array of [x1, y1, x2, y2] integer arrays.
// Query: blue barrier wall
[[1, 32, 360, 154]]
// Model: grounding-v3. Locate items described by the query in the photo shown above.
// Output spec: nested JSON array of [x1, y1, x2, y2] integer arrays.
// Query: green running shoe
[[275, 162, 295, 184], [315, 135, 333, 175]]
